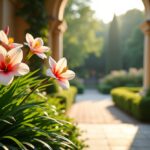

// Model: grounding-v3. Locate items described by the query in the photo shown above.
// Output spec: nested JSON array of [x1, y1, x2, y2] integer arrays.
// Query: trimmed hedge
[[70, 78, 85, 94], [98, 69, 143, 94], [51, 86, 77, 111], [111, 87, 150, 121]]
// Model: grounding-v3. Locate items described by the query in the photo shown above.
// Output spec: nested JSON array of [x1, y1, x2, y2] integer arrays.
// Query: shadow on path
[[68, 89, 150, 150]]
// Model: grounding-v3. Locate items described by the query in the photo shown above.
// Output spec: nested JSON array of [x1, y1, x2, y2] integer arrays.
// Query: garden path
[[68, 89, 150, 150]]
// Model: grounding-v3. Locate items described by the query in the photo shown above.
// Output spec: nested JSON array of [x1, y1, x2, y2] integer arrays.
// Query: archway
[[0, 0, 68, 61]]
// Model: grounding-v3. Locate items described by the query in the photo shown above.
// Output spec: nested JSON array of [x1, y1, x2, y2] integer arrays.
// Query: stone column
[[2, 0, 15, 35], [49, 19, 67, 61], [0, 0, 3, 29], [141, 20, 150, 93]]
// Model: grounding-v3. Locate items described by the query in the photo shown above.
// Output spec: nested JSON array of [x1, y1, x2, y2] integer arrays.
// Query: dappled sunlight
[[79, 123, 150, 150]]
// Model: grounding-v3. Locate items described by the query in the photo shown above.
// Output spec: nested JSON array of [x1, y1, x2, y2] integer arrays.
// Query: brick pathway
[[68, 89, 150, 150]]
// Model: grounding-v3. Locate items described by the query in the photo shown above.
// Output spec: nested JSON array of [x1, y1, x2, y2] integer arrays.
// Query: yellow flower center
[[34, 41, 41, 48], [5, 55, 11, 64], [8, 37, 14, 44], [61, 67, 68, 74]]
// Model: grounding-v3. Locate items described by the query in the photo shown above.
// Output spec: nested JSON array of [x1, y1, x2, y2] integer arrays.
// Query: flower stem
[[20, 78, 53, 105], [25, 51, 33, 62]]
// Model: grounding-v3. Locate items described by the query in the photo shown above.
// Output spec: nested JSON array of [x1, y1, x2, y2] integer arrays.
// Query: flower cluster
[[0, 27, 75, 89]]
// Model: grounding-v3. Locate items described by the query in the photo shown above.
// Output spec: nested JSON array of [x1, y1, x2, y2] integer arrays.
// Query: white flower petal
[[0, 73, 14, 85], [36, 53, 47, 59], [13, 63, 29, 76], [49, 56, 56, 69], [41, 46, 50, 52], [26, 33, 34, 44], [0, 46, 7, 61], [46, 69, 56, 78], [58, 79, 70, 89], [0, 31, 8, 44], [12, 43, 23, 48], [56, 57, 67, 73], [8, 47, 23, 65], [61, 70, 75, 80]]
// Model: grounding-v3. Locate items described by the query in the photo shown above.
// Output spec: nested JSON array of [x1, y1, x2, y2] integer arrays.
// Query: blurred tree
[[124, 27, 144, 69], [106, 15, 122, 73], [119, 9, 144, 43], [64, 0, 103, 68], [100, 9, 144, 76], [119, 9, 144, 69], [76, 22, 108, 78]]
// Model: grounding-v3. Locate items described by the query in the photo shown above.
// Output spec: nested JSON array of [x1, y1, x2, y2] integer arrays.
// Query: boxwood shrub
[[111, 87, 150, 121], [99, 69, 143, 94]]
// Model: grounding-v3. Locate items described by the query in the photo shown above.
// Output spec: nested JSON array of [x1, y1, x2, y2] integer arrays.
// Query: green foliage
[[53, 87, 78, 111], [46, 80, 60, 94], [123, 27, 144, 69], [98, 84, 112, 94], [75, 53, 105, 79], [119, 9, 144, 70], [106, 15, 122, 73], [70, 78, 85, 94], [0, 72, 85, 149], [46, 80, 78, 110], [111, 87, 150, 121], [64, 0, 103, 68], [98, 69, 143, 94], [16, 0, 49, 72], [119, 9, 144, 44], [16, 0, 48, 42], [30, 91, 86, 149], [99, 9, 144, 76]]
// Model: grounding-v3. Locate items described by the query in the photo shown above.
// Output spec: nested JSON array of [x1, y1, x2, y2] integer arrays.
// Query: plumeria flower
[[25, 33, 49, 59], [0, 30, 23, 50], [0, 46, 29, 85], [46, 56, 75, 89]]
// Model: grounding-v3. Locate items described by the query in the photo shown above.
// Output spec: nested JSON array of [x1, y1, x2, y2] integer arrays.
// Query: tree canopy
[[102, 9, 144, 74], [106, 15, 122, 73], [64, 1, 144, 78], [64, 0, 103, 68]]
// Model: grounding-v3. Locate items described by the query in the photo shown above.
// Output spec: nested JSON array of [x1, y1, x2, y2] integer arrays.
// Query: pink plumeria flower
[[0, 46, 29, 85], [46, 56, 75, 89], [25, 33, 49, 59], [0, 30, 23, 51]]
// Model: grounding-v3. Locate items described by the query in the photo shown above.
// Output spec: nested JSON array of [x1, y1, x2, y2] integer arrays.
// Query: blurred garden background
[[1, 0, 150, 149], [64, 0, 144, 92]]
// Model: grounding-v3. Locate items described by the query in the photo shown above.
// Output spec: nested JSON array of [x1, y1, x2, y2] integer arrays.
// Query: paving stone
[[111, 146, 129, 150], [68, 89, 150, 150]]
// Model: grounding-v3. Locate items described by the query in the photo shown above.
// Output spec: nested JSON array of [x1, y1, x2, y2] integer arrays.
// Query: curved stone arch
[[46, 0, 68, 21], [49, 0, 150, 92], [142, 0, 150, 20]]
